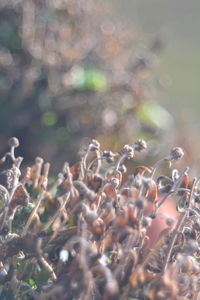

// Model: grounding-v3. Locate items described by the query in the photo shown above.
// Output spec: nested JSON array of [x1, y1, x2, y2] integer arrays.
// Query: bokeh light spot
[[42, 111, 58, 126]]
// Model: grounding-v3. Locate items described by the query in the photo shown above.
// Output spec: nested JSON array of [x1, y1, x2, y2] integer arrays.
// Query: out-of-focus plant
[[0, 0, 170, 169]]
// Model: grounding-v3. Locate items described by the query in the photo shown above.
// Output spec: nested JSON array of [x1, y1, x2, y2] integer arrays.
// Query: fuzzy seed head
[[102, 150, 114, 158], [123, 145, 134, 158], [118, 164, 127, 173], [8, 137, 19, 148], [134, 139, 147, 152], [142, 217, 152, 228], [106, 157, 115, 163], [135, 199, 144, 209], [166, 217, 175, 227], [110, 177, 120, 188], [35, 157, 44, 165], [89, 139, 100, 151], [170, 147, 184, 160], [183, 240, 199, 255]]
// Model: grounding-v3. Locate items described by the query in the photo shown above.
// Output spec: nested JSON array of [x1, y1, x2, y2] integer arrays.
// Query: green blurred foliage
[[0, 0, 169, 171], [136, 102, 173, 130]]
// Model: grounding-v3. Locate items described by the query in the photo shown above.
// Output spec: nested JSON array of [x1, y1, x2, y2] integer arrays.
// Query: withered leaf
[[57, 179, 70, 196], [147, 181, 158, 203], [104, 184, 117, 198], [87, 174, 103, 192], [0, 169, 15, 191], [10, 184, 29, 208], [70, 162, 80, 180], [0, 153, 14, 172], [121, 187, 138, 199], [116, 208, 128, 227], [134, 166, 152, 176], [57, 162, 81, 196], [178, 173, 189, 196]]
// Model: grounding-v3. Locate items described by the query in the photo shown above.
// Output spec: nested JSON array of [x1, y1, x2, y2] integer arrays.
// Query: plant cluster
[[0, 137, 199, 300], [0, 0, 166, 165]]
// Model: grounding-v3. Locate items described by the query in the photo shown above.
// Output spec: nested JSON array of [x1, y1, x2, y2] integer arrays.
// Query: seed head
[[103, 150, 115, 163], [35, 157, 44, 165], [133, 139, 147, 152], [88, 139, 100, 151], [142, 217, 152, 228], [166, 217, 175, 227], [123, 144, 134, 158], [110, 177, 120, 188], [193, 219, 200, 230], [8, 137, 19, 148], [183, 240, 199, 255], [118, 164, 127, 173], [135, 199, 144, 209], [170, 147, 184, 160], [106, 157, 115, 163]]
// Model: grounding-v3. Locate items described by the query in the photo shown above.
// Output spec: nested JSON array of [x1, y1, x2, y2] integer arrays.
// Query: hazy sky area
[[107, 0, 200, 128]]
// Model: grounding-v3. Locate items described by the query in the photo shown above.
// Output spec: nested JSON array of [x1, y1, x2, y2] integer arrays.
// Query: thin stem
[[39, 162, 50, 190], [188, 208, 200, 217], [33, 158, 43, 189], [87, 156, 103, 173], [79, 220, 94, 299], [194, 176, 200, 189], [171, 167, 189, 190], [161, 188, 191, 212], [63, 163, 75, 198], [44, 192, 70, 231], [82, 149, 90, 178], [115, 153, 127, 171], [157, 167, 189, 209], [162, 212, 187, 275], [92, 150, 102, 174], [10, 146, 15, 160], [0, 167, 21, 231], [36, 238, 57, 282], [14, 157, 23, 169], [80, 157, 86, 180], [151, 156, 171, 178], [21, 191, 45, 237], [73, 180, 94, 198], [162, 177, 196, 274]]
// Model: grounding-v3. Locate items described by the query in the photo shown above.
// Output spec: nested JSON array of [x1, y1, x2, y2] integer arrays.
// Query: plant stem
[[162, 177, 196, 274], [21, 191, 45, 237]]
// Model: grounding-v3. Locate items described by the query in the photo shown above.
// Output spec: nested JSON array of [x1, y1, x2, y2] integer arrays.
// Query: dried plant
[[0, 137, 199, 300]]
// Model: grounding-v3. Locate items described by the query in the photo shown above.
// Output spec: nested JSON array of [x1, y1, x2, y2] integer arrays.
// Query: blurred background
[[109, 0, 200, 124], [0, 0, 199, 173]]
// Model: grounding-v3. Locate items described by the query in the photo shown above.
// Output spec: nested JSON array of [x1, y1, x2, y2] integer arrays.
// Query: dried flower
[[135, 198, 144, 209], [170, 147, 184, 161], [109, 177, 120, 188], [166, 217, 175, 227], [102, 150, 115, 163], [88, 139, 100, 151], [8, 137, 19, 148], [133, 139, 147, 152], [142, 216, 152, 228], [118, 164, 127, 173], [123, 144, 134, 158]]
